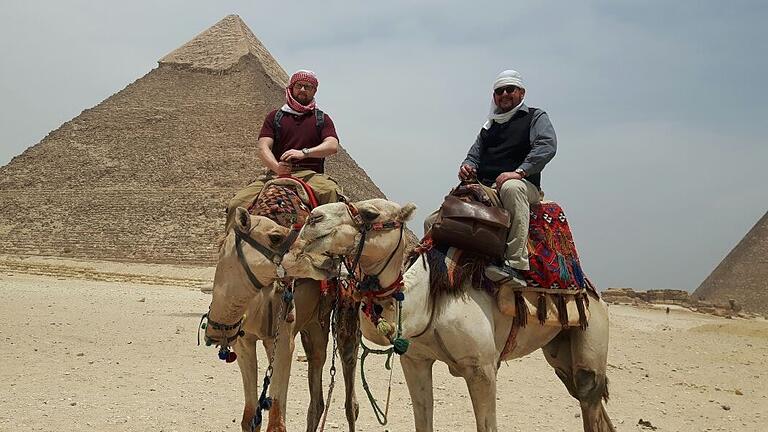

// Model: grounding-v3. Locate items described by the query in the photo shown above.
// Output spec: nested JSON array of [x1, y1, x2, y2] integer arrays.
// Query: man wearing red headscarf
[[225, 70, 342, 230]]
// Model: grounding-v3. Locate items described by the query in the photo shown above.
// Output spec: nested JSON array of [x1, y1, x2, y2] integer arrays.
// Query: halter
[[200, 224, 301, 348], [342, 202, 405, 298], [235, 223, 301, 291]]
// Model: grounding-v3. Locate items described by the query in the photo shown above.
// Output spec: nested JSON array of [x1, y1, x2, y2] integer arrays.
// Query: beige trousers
[[424, 178, 541, 270], [225, 169, 342, 231]]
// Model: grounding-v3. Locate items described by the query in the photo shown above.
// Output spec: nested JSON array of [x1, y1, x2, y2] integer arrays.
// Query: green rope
[[360, 339, 394, 425], [359, 298, 410, 425]]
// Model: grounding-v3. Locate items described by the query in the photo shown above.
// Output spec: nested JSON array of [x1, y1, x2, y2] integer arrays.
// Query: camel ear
[[359, 208, 380, 222], [235, 207, 251, 234], [397, 203, 417, 222]]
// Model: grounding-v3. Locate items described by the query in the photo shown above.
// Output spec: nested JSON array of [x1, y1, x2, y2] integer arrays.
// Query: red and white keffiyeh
[[282, 70, 319, 114]]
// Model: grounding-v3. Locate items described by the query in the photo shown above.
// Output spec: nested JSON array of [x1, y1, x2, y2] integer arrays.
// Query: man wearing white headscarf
[[459, 69, 557, 283]]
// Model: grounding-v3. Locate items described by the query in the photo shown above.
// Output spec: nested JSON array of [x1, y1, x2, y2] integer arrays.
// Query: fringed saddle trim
[[513, 291, 528, 327], [537, 293, 548, 325], [509, 289, 590, 330]]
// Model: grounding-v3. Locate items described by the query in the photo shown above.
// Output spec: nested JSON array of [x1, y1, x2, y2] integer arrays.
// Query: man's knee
[[500, 179, 528, 196], [309, 175, 341, 204], [227, 196, 250, 215]]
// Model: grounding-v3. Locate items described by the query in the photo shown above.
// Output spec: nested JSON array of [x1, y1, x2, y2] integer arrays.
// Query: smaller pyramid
[[693, 211, 768, 314], [159, 14, 288, 84]]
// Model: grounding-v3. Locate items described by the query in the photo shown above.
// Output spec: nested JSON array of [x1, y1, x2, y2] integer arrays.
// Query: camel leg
[[336, 301, 361, 431], [542, 299, 615, 432], [400, 355, 435, 432], [235, 333, 261, 432], [462, 363, 498, 432], [300, 318, 330, 431], [262, 316, 296, 432]]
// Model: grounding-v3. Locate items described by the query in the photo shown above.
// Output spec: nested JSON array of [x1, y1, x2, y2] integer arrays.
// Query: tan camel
[[298, 199, 615, 432], [204, 207, 362, 432]]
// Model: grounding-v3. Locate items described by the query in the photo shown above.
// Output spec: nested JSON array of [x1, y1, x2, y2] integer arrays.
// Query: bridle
[[339, 202, 405, 298], [234, 223, 301, 291], [201, 223, 301, 347]]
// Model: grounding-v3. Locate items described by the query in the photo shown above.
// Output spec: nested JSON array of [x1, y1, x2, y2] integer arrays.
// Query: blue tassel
[[571, 257, 586, 288], [393, 291, 405, 301], [556, 254, 570, 285], [282, 290, 294, 303], [218, 347, 230, 361], [251, 412, 262, 430]]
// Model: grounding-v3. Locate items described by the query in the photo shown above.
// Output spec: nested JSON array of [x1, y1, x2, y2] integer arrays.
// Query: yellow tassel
[[377, 320, 394, 337]]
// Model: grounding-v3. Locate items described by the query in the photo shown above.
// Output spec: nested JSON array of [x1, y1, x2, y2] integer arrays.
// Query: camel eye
[[268, 234, 284, 245], [307, 213, 324, 225], [360, 209, 379, 222]]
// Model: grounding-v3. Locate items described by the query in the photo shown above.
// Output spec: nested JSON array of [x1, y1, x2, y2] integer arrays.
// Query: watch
[[514, 168, 526, 177], [301, 148, 310, 156]]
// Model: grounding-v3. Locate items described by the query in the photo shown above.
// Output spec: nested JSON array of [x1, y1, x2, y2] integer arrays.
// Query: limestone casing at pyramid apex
[[157, 14, 288, 86]]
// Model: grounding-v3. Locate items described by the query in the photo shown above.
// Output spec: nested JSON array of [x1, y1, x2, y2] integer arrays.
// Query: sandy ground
[[1, 256, 767, 432]]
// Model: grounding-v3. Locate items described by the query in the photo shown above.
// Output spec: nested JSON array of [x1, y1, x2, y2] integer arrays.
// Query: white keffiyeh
[[483, 69, 526, 130]]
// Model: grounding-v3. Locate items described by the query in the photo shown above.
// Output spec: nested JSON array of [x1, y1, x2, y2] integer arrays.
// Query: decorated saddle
[[419, 188, 597, 330], [247, 177, 318, 228]]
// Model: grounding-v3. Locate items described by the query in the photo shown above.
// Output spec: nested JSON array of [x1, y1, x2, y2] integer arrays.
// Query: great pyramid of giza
[[0, 15, 387, 265], [693, 211, 768, 314]]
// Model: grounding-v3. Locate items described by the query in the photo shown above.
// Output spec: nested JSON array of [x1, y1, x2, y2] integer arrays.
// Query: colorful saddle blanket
[[521, 202, 587, 290], [247, 177, 315, 228]]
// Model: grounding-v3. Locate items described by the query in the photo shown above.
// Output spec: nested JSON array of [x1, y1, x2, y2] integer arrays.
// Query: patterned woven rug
[[521, 202, 587, 290], [247, 178, 313, 228]]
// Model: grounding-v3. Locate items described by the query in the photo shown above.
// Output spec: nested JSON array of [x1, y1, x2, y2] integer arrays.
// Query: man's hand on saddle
[[280, 149, 306, 162], [458, 164, 477, 181], [273, 161, 292, 176], [494, 171, 523, 189]]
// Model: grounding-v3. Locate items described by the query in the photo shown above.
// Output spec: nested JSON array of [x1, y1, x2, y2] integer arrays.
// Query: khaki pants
[[424, 179, 541, 270], [225, 169, 342, 231]]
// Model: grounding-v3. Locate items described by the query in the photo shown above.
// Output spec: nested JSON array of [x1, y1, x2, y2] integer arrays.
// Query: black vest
[[477, 108, 541, 188]]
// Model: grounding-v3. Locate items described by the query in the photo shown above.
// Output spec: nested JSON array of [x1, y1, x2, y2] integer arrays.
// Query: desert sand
[[1, 255, 766, 431]]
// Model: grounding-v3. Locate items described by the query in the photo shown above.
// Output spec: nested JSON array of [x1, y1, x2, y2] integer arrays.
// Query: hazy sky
[[1, 1, 766, 291]]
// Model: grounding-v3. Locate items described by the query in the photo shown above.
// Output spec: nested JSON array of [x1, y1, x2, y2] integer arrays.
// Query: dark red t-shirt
[[259, 109, 339, 173]]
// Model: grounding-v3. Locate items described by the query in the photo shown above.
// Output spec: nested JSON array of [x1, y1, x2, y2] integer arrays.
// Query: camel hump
[[248, 178, 313, 228]]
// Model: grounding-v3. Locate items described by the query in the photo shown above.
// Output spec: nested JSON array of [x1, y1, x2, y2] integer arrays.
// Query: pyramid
[[693, 211, 768, 314], [0, 15, 388, 265]]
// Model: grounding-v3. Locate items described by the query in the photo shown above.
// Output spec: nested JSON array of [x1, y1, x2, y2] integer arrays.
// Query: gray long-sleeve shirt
[[462, 104, 557, 176]]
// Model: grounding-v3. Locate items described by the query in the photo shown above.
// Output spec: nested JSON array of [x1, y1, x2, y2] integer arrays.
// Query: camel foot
[[266, 400, 286, 432], [241, 404, 256, 432]]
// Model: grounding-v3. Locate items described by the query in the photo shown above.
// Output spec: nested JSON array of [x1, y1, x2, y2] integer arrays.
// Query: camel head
[[205, 207, 323, 346], [299, 199, 417, 275]]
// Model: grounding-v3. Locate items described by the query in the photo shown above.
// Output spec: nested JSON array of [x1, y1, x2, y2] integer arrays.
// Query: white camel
[[297, 198, 615, 432], [203, 207, 361, 432]]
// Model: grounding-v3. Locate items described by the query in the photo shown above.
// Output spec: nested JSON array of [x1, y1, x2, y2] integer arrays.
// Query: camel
[[297, 198, 615, 432], [203, 207, 362, 432]]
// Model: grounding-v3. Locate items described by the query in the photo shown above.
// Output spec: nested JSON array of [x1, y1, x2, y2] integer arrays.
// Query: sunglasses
[[494, 85, 518, 96], [294, 83, 316, 91]]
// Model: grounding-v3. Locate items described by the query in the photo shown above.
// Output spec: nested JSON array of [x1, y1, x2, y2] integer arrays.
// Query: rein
[[321, 203, 412, 426]]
